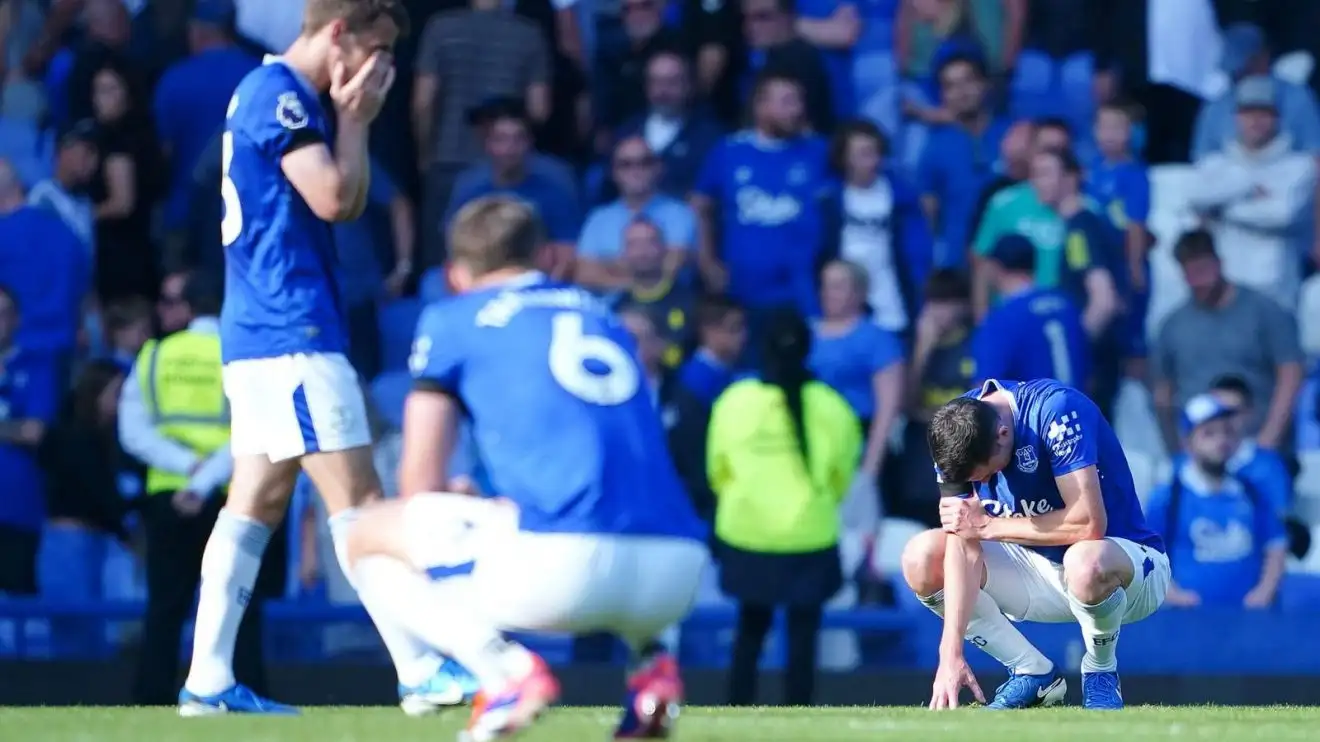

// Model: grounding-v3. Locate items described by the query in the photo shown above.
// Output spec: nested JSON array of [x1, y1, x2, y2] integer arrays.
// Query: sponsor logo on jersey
[[1046, 411, 1083, 458]]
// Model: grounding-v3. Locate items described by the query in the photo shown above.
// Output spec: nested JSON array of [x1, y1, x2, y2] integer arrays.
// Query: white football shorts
[[982, 537, 1171, 624], [402, 493, 709, 648], [223, 352, 372, 462]]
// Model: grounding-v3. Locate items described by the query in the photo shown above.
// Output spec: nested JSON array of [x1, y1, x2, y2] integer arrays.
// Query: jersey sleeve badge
[[275, 92, 309, 131]]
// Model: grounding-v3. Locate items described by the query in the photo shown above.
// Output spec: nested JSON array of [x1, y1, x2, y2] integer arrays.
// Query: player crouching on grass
[[903, 379, 1170, 710]]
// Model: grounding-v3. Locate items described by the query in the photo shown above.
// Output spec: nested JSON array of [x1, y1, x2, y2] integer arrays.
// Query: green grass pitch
[[1, 706, 1318, 741]]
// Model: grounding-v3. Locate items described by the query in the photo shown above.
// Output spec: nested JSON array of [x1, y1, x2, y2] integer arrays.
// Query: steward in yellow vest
[[135, 329, 229, 495]]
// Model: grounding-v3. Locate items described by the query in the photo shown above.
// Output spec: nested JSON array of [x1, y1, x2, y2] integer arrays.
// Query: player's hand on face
[[330, 52, 395, 123], [929, 654, 985, 709], [939, 494, 987, 539]]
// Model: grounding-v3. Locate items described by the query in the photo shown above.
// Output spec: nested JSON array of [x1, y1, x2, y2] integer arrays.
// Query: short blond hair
[[824, 258, 870, 296], [448, 196, 544, 276]]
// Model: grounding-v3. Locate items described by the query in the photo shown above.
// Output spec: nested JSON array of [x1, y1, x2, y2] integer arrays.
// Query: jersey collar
[[1178, 460, 1244, 497], [263, 55, 318, 100], [978, 378, 1020, 418]]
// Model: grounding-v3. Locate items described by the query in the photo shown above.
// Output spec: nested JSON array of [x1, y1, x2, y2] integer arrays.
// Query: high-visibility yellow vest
[[135, 330, 229, 494]]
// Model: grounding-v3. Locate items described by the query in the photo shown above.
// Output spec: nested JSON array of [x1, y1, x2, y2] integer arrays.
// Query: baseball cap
[[1180, 393, 1236, 435], [1221, 23, 1266, 77], [192, 0, 236, 25], [57, 119, 98, 148], [989, 233, 1036, 273], [1235, 75, 1278, 110]]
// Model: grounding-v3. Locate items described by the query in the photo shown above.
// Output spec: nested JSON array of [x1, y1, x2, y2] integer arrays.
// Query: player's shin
[[918, 589, 1053, 675], [1067, 587, 1126, 673], [184, 510, 272, 695], [328, 507, 442, 687]]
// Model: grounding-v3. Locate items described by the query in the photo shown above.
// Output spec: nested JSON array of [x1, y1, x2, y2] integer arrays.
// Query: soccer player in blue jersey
[[904, 379, 1169, 710], [179, 0, 475, 718], [973, 234, 1090, 388], [342, 196, 708, 741]]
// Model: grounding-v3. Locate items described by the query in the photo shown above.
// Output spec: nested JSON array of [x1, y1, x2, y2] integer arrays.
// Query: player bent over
[[906, 379, 1169, 710], [178, 0, 475, 716], [345, 195, 709, 741]]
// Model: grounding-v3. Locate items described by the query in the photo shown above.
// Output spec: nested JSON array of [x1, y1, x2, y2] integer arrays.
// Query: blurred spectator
[[63, 0, 144, 129], [679, 0, 746, 125], [413, 0, 551, 264], [182, 132, 224, 274], [153, 0, 259, 254], [155, 271, 192, 335], [619, 305, 671, 410], [446, 101, 580, 277], [35, 359, 127, 652], [967, 117, 1031, 228], [100, 296, 152, 373], [1154, 230, 1304, 454], [915, 54, 1010, 267], [895, 268, 971, 526], [692, 72, 831, 337], [1, 0, 50, 122], [970, 118, 1068, 320], [708, 307, 858, 706], [233, 0, 304, 54], [1010, 0, 1093, 136], [612, 217, 698, 368], [793, 0, 862, 122], [973, 233, 1088, 389], [614, 48, 724, 199], [335, 159, 416, 381], [1148, 394, 1287, 609], [1203, 374, 1294, 519], [578, 136, 696, 293], [27, 119, 100, 254], [1187, 76, 1317, 312], [1087, 101, 1152, 372], [0, 158, 89, 374], [1191, 23, 1320, 162], [668, 295, 747, 520], [594, 0, 681, 136], [0, 284, 60, 597], [810, 260, 904, 503], [1031, 146, 1122, 412], [739, 0, 834, 133], [90, 58, 162, 303], [830, 119, 931, 334], [852, 0, 901, 136]]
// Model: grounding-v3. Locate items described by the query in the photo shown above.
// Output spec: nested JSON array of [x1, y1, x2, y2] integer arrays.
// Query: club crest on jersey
[[1015, 445, 1038, 473], [276, 92, 309, 130]]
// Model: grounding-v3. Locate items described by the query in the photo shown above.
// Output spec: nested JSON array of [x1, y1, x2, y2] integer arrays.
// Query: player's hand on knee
[[939, 495, 987, 539], [929, 655, 985, 710]]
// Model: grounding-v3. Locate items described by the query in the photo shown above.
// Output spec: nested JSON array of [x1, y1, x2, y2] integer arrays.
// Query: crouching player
[[344, 195, 708, 740], [906, 379, 1169, 710]]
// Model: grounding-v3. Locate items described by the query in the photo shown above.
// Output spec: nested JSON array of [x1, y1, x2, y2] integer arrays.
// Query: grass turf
[[1, 706, 1318, 742]]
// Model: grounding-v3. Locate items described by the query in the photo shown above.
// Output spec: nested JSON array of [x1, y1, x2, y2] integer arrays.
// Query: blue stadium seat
[[376, 297, 423, 372], [369, 370, 412, 431], [1279, 574, 1320, 612], [419, 266, 447, 304]]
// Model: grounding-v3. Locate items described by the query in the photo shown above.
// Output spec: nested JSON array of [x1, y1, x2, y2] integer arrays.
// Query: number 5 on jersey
[[221, 95, 242, 247]]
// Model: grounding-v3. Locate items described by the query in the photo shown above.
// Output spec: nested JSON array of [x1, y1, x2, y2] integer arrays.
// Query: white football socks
[[328, 508, 442, 688], [1068, 586, 1126, 673], [919, 589, 1054, 676], [184, 510, 271, 696], [350, 555, 531, 690]]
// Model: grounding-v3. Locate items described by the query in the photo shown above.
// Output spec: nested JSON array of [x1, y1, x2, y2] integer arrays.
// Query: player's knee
[[901, 529, 946, 595], [343, 499, 412, 569], [1062, 541, 1117, 603]]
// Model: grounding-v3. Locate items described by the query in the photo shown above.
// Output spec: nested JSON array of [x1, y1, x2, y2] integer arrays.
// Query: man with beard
[[1153, 229, 1304, 456], [1145, 394, 1288, 609]]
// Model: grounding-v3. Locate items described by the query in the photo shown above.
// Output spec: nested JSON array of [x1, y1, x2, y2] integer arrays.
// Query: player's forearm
[[333, 119, 372, 221], [940, 535, 982, 657], [1255, 545, 1287, 595], [978, 505, 1106, 546]]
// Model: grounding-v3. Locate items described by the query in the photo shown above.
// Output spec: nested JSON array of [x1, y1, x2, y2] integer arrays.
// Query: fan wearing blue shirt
[[152, 0, 260, 234], [1198, 375, 1294, 518], [0, 286, 60, 596], [974, 234, 1090, 389], [916, 55, 1013, 268], [906, 379, 1166, 711], [1147, 394, 1287, 609], [691, 71, 833, 323], [446, 101, 580, 280]]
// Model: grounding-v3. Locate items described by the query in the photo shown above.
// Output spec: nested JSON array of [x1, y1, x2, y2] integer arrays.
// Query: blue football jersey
[[219, 58, 347, 363], [972, 287, 1090, 388], [410, 272, 707, 541], [961, 378, 1163, 563]]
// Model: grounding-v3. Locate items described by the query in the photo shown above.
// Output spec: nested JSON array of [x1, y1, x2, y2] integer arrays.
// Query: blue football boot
[[178, 684, 300, 716], [1082, 671, 1124, 710], [400, 659, 481, 716], [985, 670, 1067, 709]]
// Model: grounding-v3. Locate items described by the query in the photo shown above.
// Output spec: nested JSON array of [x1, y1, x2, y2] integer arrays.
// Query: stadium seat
[[1125, 450, 1160, 507], [1145, 165, 1199, 334], [1298, 275, 1320, 358], [419, 266, 448, 304], [1294, 452, 1320, 525], [369, 370, 412, 431], [869, 517, 928, 575], [376, 297, 423, 372]]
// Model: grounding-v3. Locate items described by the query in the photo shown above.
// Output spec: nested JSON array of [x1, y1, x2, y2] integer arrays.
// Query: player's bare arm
[[929, 533, 987, 709], [397, 386, 461, 499], [962, 466, 1108, 546]]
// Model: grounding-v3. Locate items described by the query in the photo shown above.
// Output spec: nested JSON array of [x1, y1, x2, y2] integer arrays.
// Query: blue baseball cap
[[192, 0, 236, 25], [989, 233, 1036, 273], [1181, 394, 1236, 435], [1221, 23, 1266, 77]]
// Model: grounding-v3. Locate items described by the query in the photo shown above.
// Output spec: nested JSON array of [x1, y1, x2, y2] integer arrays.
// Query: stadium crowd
[[2, 0, 1320, 700]]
